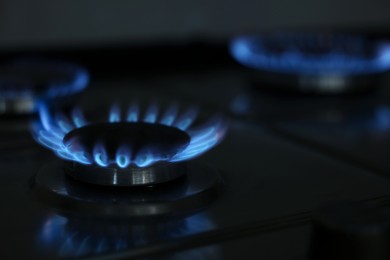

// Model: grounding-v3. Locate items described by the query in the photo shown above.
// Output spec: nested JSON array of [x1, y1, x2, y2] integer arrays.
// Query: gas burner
[[230, 33, 390, 94], [31, 102, 226, 216], [0, 59, 89, 114], [33, 103, 226, 186]]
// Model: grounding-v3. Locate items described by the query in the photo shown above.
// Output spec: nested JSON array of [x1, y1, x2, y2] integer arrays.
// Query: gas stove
[[2, 33, 390, 260]]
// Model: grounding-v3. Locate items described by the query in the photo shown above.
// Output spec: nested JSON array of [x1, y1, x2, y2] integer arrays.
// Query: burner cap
[[63, 122, 191, 165]]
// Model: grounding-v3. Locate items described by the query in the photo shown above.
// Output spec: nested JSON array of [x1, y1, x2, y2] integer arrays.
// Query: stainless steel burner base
[[65, 161, 187, 186], [31, 161, 221, 217]]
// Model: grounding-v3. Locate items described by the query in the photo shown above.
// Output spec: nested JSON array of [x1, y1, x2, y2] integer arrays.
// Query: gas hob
[[2, 39, 390, 259]]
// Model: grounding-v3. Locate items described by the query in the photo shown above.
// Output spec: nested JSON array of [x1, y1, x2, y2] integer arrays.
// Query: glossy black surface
[[309, 201, 390, 260], [1, 43, 390, 259]]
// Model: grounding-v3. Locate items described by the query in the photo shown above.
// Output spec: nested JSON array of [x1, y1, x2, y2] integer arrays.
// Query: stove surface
[[1, 51, 390, 259]]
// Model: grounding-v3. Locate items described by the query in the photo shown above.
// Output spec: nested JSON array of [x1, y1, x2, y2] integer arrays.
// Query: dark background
[[0, 0, 390, 50]]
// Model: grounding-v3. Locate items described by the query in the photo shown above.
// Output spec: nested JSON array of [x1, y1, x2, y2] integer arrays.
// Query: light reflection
[[38, 213, 217, 258]]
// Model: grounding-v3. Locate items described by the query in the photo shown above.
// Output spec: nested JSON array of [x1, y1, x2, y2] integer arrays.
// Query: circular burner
[[31, 161, 221, 217], [33, 103, 227, 186]]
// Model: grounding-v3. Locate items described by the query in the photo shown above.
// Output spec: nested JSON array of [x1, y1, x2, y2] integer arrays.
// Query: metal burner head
[[65, 160, 187, 186]]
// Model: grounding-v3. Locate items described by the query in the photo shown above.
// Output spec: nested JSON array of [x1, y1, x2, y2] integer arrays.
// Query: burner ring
[[65, 161, 187, 186]]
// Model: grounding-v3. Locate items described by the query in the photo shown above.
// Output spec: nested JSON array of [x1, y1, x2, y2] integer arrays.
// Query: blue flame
[[127, 102, 139, 122], [93, 143, 109, 167], [116, 145, 131, 168], [0, 60, 89, 99], [44, 66, 89, 98], [33, 103, 226, 168], [144, 103, 158, 123], [160, 103, 178, 126], [230, 34, 390, 75], [109, 105, 121, 122]]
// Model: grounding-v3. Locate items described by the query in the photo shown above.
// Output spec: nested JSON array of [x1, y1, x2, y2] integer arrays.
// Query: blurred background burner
[[0, 59, 89, 115], [230, 33, 390, 95]]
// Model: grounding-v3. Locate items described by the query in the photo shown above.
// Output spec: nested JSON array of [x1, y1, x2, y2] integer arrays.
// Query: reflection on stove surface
[[38, 213, 217, 258]]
